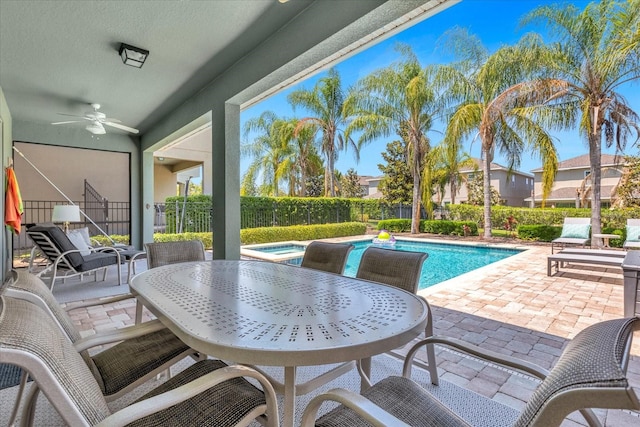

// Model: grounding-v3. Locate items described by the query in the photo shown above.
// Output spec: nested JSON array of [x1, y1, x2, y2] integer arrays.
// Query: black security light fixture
[[119, 43, 149, 68]]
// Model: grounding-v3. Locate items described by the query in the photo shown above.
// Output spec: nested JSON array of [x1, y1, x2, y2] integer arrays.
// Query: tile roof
[[531, 153, 622, 172]]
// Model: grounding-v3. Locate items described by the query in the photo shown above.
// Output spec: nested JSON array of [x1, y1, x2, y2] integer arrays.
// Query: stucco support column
[[140, 151, 155, 247], [211, 102, 241, 259]]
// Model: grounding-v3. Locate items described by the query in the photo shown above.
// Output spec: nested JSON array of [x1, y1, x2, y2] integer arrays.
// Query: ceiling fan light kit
[[119, 43, 149, 68], [86, 122, 106, 135]]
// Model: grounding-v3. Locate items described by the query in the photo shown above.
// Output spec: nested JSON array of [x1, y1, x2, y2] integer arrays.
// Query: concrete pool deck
[[52, 236, 640, 425]]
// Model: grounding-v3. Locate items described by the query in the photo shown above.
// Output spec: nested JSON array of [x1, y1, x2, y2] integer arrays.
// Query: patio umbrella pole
[[12, 146, 116, 244]]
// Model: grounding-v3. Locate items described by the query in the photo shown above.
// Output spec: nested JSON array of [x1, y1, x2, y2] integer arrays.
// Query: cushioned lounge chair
[[26, 223, 122, 290], [301, 317, 640, 427], [300, 241, 355, 274], [356, 246, 438, 386], [551, 217, 591, 254], [0, 294, 279, 427], [624, 219, 640, 250]]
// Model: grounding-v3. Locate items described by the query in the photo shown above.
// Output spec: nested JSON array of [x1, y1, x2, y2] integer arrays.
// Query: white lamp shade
[[51, 205, 81, 223]]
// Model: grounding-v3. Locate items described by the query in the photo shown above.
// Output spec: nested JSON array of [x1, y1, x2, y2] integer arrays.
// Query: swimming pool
[[278, 238, 523, 290]]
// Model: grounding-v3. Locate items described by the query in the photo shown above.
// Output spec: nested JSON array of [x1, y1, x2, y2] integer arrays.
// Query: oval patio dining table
[[130, 259, 429, 427]]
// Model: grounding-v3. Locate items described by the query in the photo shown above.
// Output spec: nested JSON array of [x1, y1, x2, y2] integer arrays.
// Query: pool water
[[287, 239, 522, 290]]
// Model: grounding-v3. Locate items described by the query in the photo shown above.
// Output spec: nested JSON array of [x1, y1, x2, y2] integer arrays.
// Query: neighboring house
[[440, 158, 534, 207], [363, 176, 384, 199], [357, 175, 375, 198], [527, 154, 624, 208]]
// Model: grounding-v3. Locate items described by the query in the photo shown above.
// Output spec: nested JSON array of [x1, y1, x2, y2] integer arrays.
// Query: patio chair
[[356, 247, 438, 386], [144, 239, 206, 268], [3, 270, 198, 425], [0, 294, 279, 427], [551, 217, 591, 254], [624, 219, 640, 250], [300, 241, 355, 274], [26, 223, 122, 290], [301, 317, 640, 427], [136, 239, 206, 322]]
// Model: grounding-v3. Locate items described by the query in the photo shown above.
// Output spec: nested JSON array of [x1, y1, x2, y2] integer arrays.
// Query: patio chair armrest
[[299, 388, 411, 427], [64, 293, 136, 312], [95, 364, 279, 427], [403, 335, 550, 381], [74, 319, 167, 352]]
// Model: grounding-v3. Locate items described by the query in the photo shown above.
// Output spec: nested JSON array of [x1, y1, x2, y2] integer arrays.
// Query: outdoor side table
[[592, 233, 620, 248]]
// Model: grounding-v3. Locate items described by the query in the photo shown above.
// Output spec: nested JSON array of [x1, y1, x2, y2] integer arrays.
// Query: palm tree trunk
[[482, 150, 492, 239], [411, 164, 421, 234], [589, 131, 602, 246]]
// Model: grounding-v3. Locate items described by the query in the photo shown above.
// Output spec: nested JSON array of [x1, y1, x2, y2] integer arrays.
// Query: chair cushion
[[626, 225, 640, 242], [127, 359, 267, 427], [67, 228, 92, 256], [560, 223, 591, 239], [92, 328, 191, 396], [27, 224, 85, 268], [316, 376, 469, 427], [74, 252, 118, 272]]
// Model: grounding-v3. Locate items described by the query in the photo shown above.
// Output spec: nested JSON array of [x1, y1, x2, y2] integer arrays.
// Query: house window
[[511, 175, 516, 187], [468, 173, 474, 180], [584, 170, 591, 178]]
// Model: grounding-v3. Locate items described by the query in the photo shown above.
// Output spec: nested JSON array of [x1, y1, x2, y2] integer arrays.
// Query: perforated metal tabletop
[[130, 260, 428, 426]]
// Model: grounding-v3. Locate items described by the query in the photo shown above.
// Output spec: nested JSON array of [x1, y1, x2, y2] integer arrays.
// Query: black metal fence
[[15, 199, 430, 259]]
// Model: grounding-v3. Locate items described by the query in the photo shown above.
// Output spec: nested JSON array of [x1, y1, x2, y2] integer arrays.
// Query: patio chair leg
[[7, 370, 29, 427]]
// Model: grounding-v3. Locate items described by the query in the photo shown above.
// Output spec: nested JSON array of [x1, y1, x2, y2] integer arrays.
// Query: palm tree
[[278, 118, 323, 196], [288, 68, 359, 197], [440, 29, 565, 238], [522, 0, 640, 243], [241, 111, 291, 197], [347, 44, 439, 233], [434, 137, 475, 205]]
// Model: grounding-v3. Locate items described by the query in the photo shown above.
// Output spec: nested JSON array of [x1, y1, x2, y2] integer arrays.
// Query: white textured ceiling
[[0, 0, 314, 133]]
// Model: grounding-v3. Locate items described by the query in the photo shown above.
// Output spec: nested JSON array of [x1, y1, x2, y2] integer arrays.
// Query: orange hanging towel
[[5, 166, 24, 234]]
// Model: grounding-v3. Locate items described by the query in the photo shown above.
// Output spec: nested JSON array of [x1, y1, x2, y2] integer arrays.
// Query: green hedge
[[240, 222, 366, 245], [448, 205, 640, 229], [376, 219, 478, 236]]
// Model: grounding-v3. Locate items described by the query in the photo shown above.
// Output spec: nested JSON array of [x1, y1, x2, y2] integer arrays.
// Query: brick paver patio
[[60, 237, 640, 426]]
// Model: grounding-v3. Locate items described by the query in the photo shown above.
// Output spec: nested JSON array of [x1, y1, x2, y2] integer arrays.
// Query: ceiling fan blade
[[51, 120, 82, 125], [102, 117, 122, 123], [104, 121, 139, 134], [57, 113, 90, 119]]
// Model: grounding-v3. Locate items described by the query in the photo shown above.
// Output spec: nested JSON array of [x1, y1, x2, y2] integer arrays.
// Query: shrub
[[516, 225, 561, 242], [376, 219, 412, 232], [421, 220, 478, 236], [240, 222, 366, 245]]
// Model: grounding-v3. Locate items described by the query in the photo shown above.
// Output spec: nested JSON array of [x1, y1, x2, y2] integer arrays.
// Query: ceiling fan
[[51, 103, 139, 135]]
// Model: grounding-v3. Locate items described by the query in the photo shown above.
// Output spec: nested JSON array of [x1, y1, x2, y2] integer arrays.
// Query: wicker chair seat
[[316, 376, 468, 427], [92, 328, 190, 396], [127, 359, 266, 427]]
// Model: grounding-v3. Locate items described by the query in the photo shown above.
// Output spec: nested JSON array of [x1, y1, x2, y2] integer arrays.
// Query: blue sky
[[241, 0, 640, 179]]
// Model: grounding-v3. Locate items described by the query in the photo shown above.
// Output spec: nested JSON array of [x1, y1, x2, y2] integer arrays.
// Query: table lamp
[[51, 205, 81, 233]]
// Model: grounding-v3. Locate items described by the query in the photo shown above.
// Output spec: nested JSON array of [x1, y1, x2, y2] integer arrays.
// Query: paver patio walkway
[[59, 237, 640, 426]]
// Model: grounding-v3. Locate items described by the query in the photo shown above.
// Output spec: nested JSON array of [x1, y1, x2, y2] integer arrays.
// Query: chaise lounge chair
[[551, 217, 591, 254], [624, 219, 640, 250], [547, 251, 624, 276], [26, 223, 122, 289]]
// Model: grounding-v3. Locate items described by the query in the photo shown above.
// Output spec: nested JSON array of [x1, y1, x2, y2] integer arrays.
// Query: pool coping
[[241, 241, 308, 263]]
